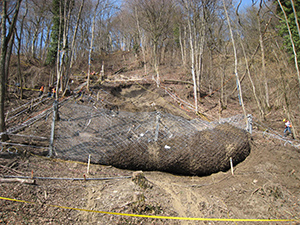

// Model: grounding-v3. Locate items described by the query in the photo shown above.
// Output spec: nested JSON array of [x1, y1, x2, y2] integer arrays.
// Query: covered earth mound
[[110, 123, 251, 176], [54, 100, 251, 176]]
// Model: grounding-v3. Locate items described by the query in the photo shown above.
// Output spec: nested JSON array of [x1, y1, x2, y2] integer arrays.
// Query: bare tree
[[183, 0, 198, 112], [0, 0, 22, 141], [69, 0, 85, 69], [257, 1, 269, 109], [135, 6, 147, 75], [16, 1, 29, 99], [56, 0, 76, 97], [222, 0, 247, 125], [87, 0, 100, 91]]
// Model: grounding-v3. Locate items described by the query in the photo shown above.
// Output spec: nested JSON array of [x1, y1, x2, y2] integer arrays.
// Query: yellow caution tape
[[7, 84, 39, 91], [0, 196, 298, 222]]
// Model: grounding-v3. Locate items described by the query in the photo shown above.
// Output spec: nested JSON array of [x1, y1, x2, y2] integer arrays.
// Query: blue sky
[[239, 0, 257, 9]]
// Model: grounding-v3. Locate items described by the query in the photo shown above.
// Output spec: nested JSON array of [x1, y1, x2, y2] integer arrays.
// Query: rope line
[[3, 175, 132, 181], [0, 196, 298, 222], [7, 84, 40, 92]]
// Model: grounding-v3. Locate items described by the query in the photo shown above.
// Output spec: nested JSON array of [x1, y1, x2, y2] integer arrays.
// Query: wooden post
[[247, 114, 253, 134], [230, 157, 234, 176], [87, 154, 91, 175]]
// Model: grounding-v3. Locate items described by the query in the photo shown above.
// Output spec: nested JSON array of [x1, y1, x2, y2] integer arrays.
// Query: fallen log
[[0, 178, 35, 184]]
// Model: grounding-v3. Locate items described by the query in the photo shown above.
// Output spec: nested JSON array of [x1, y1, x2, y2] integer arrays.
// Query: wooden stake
[[230, 157, 234, 176], [87, 154, 91, 175]]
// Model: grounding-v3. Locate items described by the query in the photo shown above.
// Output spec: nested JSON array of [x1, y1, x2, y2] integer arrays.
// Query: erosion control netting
[[55, 101, 250, 176]]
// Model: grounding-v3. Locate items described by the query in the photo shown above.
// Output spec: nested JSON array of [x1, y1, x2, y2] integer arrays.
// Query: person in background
[[38, 85, 44, 97], [283, 118, 292, 137], [52, 87, 56, 98]]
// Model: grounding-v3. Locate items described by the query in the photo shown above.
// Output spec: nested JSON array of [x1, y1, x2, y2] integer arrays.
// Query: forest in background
[[1, 0, 300, 139]]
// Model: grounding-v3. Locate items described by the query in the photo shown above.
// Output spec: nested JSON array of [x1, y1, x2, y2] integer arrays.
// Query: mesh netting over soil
[[54, 101, 250, 176]]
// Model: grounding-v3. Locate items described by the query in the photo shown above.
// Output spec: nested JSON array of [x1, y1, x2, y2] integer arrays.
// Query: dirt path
[[148, 176, 190, 223]]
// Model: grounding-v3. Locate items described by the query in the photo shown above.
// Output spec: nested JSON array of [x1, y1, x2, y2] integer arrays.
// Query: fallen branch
[[0, 141, 48, 149], [0, 177, 35, 184], [163, 79, 193, 85], [0, 164, 25, 175]]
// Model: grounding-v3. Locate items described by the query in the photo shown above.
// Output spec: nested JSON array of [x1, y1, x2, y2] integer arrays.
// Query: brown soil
[[1, 62, 300, 224]]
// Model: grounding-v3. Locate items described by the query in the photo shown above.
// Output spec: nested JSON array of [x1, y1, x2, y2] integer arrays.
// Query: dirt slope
[[1, 64, 300, 224], [0, 130, 299, 224]]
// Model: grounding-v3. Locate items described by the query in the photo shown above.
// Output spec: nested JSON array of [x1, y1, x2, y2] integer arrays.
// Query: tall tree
[[257, 1, 270, 108], [55, 0, 76, 98], [16, 1, 29, 99], [222, 0, 247, 125], [183, 0, 198, 112], [46, 0, 63, 65], [87, 0, 100, 91], [0, 0, 22, 141]]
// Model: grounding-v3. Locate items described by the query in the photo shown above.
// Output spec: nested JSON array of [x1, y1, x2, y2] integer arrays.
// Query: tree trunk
[[5, 33, 15, 94], [184, 0, 198, 113], [179, 26, 186, 67], [238, 32, 265, 120], [64, 0, 84, 96], [70, 0, 85, 69], [196, 6, 205, 100], [0, 0, 22, 141], [55, 0, 63, 100], [257, 10, 269, 109], [39, 26, 44, 60], [0, 6, 7, 141], [222, 0, 248, 127], [87, 0, 100, 91], [135, 6, 147, 76], [31, 19, 41, 59], [16, 4, 28, 99], [61, 0, 74, 95], [153, 40, 160, 87]]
